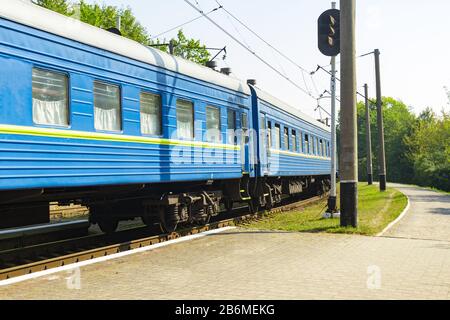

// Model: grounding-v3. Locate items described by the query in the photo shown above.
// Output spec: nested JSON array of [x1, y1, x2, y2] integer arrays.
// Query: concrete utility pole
[[327, 1, 338, 214], [364, 84, 373, 185], [374, 49, 387, 191], [339, 0, 357, 227]]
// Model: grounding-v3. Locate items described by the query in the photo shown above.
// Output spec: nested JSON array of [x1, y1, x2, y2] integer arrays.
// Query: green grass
[[243, 183, 408, 236]]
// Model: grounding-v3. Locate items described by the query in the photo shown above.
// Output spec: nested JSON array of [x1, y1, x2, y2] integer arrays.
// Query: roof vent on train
[[107, 27, 122, 36], [107, 16, 122, 36], [220, 68, 232, 76], [247, 79, 257, 86], [206, 60, 218, 70]]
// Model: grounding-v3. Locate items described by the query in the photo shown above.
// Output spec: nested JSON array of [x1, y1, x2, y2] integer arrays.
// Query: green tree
[[405, 110, 450, 191], [34, 0, 210, 64], [34, 0, 73, 15], [170, 30, 210, 66], [77, 1, 151, 45], [355, 97, 416, 184]]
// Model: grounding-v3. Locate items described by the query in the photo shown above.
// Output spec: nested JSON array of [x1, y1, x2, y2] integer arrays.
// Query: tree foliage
[[159, 30, 211, 66], [405, 109, 450, 191], [354, 97, 449, 191], [34, 0, 210, 64]]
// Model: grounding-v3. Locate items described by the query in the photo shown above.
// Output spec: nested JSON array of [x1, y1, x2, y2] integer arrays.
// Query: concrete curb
[[376, 192, 410, 237]]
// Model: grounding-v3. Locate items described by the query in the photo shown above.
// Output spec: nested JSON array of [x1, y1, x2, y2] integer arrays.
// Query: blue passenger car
[[0, 1, 330, 232]]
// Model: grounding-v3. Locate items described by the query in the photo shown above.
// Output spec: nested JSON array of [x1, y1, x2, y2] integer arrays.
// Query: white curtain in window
[[141, 112, 160, 135], [94, 106, 121, 132], [177, 100, 194, 139], [177, 119, 193, 138], [206, 106, 220, 143], [94, 82, 121, 132], [140, 93, 161, 136], [33, 98, 68, 126]]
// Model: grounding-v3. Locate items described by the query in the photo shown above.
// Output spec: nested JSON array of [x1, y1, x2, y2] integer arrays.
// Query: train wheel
[[159, 205, 179, 233], [98, 218, 119, 234]]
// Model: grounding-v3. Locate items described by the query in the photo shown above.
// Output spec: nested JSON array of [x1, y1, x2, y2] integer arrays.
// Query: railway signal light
[[318, 9, 340, 57]]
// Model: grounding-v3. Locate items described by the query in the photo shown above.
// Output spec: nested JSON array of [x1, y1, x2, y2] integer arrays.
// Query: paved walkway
[[0, 185, 449, 300], [383, 184, 450, 241]]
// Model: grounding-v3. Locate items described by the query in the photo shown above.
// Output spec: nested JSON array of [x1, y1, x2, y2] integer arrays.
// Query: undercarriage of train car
[[0, 175, 330, 234]]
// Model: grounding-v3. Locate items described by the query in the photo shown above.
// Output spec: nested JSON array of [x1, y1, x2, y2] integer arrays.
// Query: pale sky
[[83, 0, 450, 119]]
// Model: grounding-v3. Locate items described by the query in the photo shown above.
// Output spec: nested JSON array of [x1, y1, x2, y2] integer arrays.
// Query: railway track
[[0, 194, 325, 281]]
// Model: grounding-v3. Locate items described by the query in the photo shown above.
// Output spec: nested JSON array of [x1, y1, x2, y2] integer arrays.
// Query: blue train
[[0, 2, 331, 233]]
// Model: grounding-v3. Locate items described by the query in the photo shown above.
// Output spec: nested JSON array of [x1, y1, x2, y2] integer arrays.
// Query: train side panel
[[0, 17, 253, 192]]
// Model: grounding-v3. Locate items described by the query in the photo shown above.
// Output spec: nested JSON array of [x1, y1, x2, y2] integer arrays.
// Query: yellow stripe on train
[[0, 125, 241, 151], [269, 148, 330, 161]]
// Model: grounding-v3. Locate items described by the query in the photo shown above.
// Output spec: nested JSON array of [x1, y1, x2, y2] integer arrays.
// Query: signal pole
[[374, 49, 387, 191], [327, 1, 338, 215], [364, 84, 373, 185], [339, 0, 357, 227]]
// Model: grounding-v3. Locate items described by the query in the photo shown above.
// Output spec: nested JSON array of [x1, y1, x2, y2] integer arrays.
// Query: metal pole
[[339, 0, 357, 227], [116, 15, 121, 31], [374, 49, 387, 191], [364, 84, 373, 185], [327, 1, 338, 215], [169, 40, 175, 55]]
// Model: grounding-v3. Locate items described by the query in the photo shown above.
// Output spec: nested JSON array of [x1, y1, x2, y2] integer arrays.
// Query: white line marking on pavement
[[0, 226, 236, 287], [376, 194, 410, 237]]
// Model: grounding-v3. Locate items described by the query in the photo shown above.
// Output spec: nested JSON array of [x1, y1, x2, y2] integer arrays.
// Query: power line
[[215, 0, 309, 73], [214, 0, 314, 95], [313, 65, 377, 105], [151, 5, 222, 39], [315, 51, 375, 70], [183, 0, 316, 100]]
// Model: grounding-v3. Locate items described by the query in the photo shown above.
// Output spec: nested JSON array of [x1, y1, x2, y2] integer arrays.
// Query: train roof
[[0, 1, 251, 95], [252, 87, 331, 132], [2, 1, 329, 132]]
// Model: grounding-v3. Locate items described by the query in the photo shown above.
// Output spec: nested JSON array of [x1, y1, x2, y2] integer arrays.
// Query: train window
[[227, 109, 236, 145], [284, 127, 289, 150], [241, 113, 248, 144], [274, 124, 281, 149], [241, 113, 248, 131], [32, 68, 69, 127], [292, 130, 297, 152], [206, 106, 221, 143], [140, 92, 162, 136], [94, 81, 122, 132], [260, 116, 266, 145], [312, 136, 316, 155], [327, 141, 330, 157], [267, 121, 272, 148], [176, 99, 194, 139], [305, 134, 310, 154], [298, 131, 303, 153]]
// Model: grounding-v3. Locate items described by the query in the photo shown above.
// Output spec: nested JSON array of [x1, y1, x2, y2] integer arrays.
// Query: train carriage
[[247, 86, 331, 210], [0, 1, 330, 233]]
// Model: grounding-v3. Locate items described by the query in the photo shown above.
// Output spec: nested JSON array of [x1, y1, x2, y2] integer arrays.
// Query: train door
[[240, 112, 250, 173], [260, 114, 270, 175]]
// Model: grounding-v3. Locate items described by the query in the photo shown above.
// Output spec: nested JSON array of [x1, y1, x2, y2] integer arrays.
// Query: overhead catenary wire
[[316, 50, 375, 69], [151, 5, 222, 39], [215, 0, 310, 73], [183, 0, 317, 100], [214, 0, 313, 95], [313, 65, 377, 105]]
